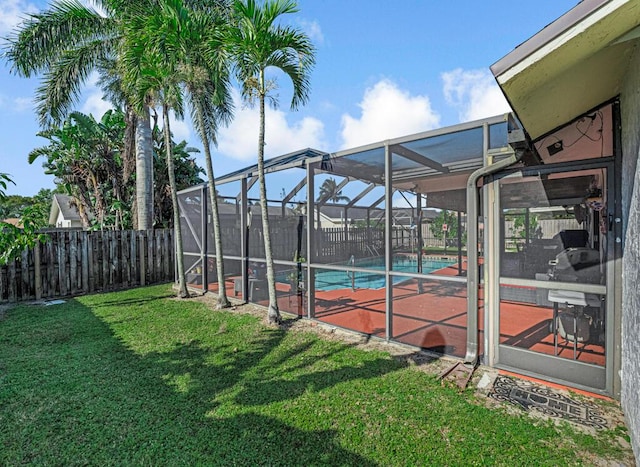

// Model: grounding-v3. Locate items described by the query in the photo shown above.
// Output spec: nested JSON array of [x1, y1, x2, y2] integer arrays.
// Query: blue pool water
[[314, 256, 455, 291]]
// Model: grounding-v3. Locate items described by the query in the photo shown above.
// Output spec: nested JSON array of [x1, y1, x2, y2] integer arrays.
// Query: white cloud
[[80, 74, 191, 143], [167, 117, 191, 142], [78, 72, 112, 119], [0, 0, 38, 37], [13, 96, 32, 112], [80, 91, 113, 119], [217, 89, 326, 161], [339, 79, 440, 150], [442, 68, 511, 122], [298, 19, 324, 46], [0, 93, 33, 113]]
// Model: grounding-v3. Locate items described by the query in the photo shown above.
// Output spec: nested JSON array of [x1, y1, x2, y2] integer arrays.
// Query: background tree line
[[3, 0, 316, 317]]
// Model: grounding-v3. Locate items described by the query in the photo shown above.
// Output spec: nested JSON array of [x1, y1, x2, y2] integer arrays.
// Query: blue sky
[[0, 0, 579, 197]]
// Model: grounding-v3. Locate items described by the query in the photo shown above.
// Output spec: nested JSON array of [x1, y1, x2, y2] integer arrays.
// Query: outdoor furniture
[[548, 289, 600, 360], [522, 239, 562, 277], [232, 277, 270, 301]]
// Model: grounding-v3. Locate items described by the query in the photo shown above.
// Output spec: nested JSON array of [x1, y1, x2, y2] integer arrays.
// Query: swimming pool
[[313, 256, 456, 291]]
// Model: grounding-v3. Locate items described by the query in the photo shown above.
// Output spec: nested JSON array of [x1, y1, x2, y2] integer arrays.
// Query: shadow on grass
[[0, 291, 401, 465], [81, 292, 176, 308]]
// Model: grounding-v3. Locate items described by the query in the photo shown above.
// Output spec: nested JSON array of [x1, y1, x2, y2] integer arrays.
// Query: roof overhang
[[491, 0, 640, 140]]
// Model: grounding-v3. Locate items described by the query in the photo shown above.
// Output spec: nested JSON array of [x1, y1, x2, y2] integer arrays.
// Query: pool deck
[[199, 263, 605, 367]]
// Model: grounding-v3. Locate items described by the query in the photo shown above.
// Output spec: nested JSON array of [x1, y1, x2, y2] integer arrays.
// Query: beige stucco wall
[[620, 41, 640, 463]]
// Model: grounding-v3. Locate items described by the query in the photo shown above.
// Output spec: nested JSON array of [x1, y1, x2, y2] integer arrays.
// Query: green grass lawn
[[0, 285, 631, 465]]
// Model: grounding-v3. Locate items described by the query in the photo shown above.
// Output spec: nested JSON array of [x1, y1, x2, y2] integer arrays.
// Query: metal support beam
[[236, 176, 258, 202], [346, 183, 377, 208], [241, 178, 249, 302], [417, 192, 424, 294], [369, 193, 387, 210], [201, 185, 208, 291], [283, 177, 307, 204], [457, 210, 463, 275], [390, 143, 450, 174], [465, 123, 523, 365], [384, 143, 393, 340], [306, 163, 315, 319]]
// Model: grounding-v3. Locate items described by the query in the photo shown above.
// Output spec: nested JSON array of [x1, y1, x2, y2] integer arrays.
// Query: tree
[[151, 127, 204, 228], [182, 2, 235, 308], [0, 188, 51, 266], [229, 0, 315, 323], [0, 194, 36, 220], [318, 177, 350, 204], [0, 173, 15, 200], [3, 0, 155, 229], [121, 0, 209, 297], [429, 209, 465, 253], [511, 210, 540, 241], [28, 110, 127, 230]]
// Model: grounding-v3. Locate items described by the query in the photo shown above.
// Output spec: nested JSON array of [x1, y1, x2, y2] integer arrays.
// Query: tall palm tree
[[183, 4, 235, 308], [229, 0, 315, 324], [2, 0, 155, 230], [122, 0, 224, 298], [318, 177, 351, 204]]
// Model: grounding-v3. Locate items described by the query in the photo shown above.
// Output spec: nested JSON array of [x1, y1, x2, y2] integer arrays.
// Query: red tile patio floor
[[198, 268, 605, 367]]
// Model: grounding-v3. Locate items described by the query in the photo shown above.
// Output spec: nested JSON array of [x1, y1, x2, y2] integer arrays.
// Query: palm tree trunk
[[163, 105, 188, 297], [195, 99, 230, 308], [73, 190, 92, 229], [136, 107, 154, 230], [258, 84, 281, 324]]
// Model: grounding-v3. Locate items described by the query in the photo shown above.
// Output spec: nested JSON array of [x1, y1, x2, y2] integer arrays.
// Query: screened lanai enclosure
[[178, 114, 516, 359], [178, 102, 617, 394]]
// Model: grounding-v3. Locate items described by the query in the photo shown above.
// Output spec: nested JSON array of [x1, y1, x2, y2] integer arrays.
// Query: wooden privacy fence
[[318, 227, 385, 262], [0, 229, 174, 303]]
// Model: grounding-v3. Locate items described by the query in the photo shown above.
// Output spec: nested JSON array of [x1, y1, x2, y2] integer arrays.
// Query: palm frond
[[3, 0, 116, 77], [34, 37, 116, 126]]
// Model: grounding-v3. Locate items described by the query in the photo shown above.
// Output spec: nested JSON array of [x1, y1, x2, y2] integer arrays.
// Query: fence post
[[130, 230, 137, 286], [8, 259, 16, 302], [59, 232, 67, 296], [139, 231, 146, 286], [69, 230, 78, 295], [34, 241, 42, 300], [81, 233, 89, 293], [21, 249, 29, 301]]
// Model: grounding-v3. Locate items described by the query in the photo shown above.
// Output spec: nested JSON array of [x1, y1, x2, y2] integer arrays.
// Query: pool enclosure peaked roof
[[216, 148, 328, 184], [214, 114, 520, 199], [319, 113, 518, 190]]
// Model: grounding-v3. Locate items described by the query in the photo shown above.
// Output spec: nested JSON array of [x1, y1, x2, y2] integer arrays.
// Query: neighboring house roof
[[180, 199, 297, 222], [49, 194, 83, 226], [319, 206, 440, 223], [248, 204, 297, 218], [491, 0, 640, 139], [1, 217, 23, 228]]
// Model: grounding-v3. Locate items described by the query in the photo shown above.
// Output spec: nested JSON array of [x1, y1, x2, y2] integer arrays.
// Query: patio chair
[[548, 289, 600, 359]]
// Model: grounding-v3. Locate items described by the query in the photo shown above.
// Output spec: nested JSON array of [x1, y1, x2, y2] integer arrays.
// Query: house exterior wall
[[54, 211, 82, 229], [620, 43, 640, 461], [54, 211, 69, 228]]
